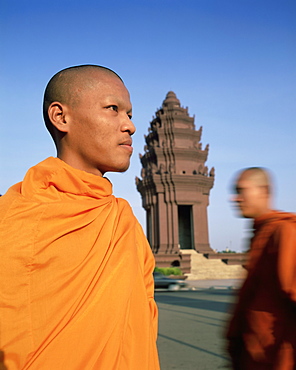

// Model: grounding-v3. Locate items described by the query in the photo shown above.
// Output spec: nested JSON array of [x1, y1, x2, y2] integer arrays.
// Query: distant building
[[136, 92, 215, 271]]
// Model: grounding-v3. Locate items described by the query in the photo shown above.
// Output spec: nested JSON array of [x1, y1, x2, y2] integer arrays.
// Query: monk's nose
[[122, 118, 136, 136]]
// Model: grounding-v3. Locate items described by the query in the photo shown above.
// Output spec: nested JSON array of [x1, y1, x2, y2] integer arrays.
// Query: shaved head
[[42, 64, 135, 176], [232, 167, 273, 218], [43, 65, 123, 141], [237, 167, 272, 194]]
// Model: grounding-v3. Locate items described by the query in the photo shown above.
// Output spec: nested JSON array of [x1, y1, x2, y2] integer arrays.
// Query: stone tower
[[136, 92, 215, 269]]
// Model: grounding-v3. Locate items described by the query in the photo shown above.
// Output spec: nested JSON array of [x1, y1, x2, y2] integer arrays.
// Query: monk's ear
[[47, 102, 70, 133], [262, 185, 270, 197]]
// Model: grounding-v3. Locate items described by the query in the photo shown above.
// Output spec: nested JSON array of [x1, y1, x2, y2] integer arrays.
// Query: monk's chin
[[240, 212, 254, 219], [117, 163, 131, 173], [237, 208, 252, 219], [106, 164, 131, 174]]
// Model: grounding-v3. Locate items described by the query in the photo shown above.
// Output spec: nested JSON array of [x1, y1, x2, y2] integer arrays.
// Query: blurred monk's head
[[43, 65, 135, 176], [232, 167, 272, 219]]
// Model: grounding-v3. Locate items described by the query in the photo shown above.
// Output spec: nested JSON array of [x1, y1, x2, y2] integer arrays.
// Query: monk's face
[[232, 174, 269, 218], [62, 72, 135, 176]]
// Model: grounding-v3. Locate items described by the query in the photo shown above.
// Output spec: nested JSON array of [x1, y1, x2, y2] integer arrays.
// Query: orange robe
[[0, 157, 160, 370], [227, 211, 296, 369]]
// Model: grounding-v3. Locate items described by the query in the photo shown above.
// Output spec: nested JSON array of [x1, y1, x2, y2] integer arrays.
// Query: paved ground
[[155, 280, 244, 370], [185, 278, 244, 291]]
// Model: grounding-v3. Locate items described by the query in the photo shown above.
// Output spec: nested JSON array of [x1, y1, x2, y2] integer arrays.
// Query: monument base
[[153, 249, 247, 277]]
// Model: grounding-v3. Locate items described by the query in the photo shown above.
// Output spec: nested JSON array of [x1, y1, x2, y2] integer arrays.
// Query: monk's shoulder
[[0, 183, 23, 217], [272, 216, 296, 246], [115, 196, 131, 212], [274, 215, 296, 232]]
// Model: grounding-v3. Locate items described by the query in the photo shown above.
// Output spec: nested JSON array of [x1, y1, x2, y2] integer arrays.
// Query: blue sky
[[1, 0, 295, 252]]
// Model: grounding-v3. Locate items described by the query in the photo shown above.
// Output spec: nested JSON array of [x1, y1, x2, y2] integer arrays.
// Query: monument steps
[[181, 249, 247, 280]]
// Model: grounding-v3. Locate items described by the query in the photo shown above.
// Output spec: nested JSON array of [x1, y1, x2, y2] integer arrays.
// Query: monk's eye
[[107, 105, 118, 112], [127, 113, 132, 120]]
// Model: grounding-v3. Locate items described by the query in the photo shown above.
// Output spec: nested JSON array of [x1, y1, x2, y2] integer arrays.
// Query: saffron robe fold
[[0, 157, 160, 370], [227, 211, 296, 369]]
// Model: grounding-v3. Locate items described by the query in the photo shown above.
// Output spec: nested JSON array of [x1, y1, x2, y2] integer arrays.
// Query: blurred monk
[[226, 167, 296, 369], [0, 65, 160, 369], [0, 351, 7, 370]]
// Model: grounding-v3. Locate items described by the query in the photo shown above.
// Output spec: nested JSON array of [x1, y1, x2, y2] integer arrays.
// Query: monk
[[226, 167, 296, 369], [0, 65, 160, 369], [0, 352, 7, 370]]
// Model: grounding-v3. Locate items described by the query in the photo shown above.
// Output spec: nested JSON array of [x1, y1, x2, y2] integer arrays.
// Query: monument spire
[[136, 92, 215, 271]]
